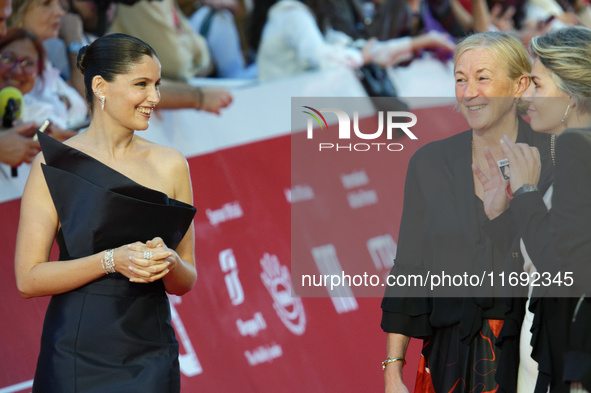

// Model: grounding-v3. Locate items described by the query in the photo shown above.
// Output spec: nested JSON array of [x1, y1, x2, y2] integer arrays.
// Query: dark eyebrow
[[130, 77, 162, 84]]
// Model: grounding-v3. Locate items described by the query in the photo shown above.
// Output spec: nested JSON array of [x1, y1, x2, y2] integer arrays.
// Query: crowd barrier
[[0, 62, 459, 393]]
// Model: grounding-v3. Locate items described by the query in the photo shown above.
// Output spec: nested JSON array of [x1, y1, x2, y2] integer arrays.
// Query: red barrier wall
[[0, 100, 466, 393]]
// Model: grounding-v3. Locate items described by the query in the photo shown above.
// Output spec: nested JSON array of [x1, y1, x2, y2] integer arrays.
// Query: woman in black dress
[[14, 33, 197, 392], [472, 26, 591, 393], [381, 31, 553, 393]]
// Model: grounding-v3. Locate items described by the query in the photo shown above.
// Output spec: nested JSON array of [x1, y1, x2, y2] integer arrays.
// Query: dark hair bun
[[76, 45, 89, 74]]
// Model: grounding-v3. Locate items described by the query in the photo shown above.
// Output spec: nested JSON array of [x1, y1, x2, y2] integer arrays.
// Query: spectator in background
[[0, 28, 76, 169], [523, 0, 591, 29], [187, 0, 258, 79], [254, 0, 455, 82], [111, 0, 211, 81], [7, 0, 84, 135], [255, 0, 367, 82], [325, 0, 492, 41], [42, 0, 114, 97], [0, 123, 39, 167], [108, 0, 233, 114], [0, 28, 43, 95], [0, 0, 12, 35], [0, 1, 41, 170]]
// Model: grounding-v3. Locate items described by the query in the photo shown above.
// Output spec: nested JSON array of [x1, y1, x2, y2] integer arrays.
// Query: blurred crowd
[[1, 0, 590, 170]]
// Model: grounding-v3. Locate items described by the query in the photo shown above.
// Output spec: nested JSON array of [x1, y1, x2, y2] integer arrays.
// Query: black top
[[482, 126, 580, 393], [552, 128, 591, 390], [381, 118, 553, 342]]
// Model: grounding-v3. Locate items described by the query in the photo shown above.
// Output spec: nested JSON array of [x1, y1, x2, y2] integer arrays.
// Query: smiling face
[[521, 58, 571, 135], [21, 0, 64, 41], [0, 38, 40, 94], [97, 55, 162, 131], [454, 47, 527, 133]]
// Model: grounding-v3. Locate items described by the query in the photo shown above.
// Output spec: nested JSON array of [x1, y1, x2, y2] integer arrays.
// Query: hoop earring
[[561, 103, 571, 124]]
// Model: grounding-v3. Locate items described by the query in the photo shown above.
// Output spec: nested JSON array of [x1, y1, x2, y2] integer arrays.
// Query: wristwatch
[[513, 184, 538, 197], [68, 41, 84, 55]]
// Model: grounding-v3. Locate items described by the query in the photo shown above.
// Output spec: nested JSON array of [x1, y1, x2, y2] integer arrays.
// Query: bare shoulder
[[137, 138, 192, 202], [61, 130, 89, 150], [135, 137, 191, 190], [139, 138, 188, 170], [30, 150, 47, 170]]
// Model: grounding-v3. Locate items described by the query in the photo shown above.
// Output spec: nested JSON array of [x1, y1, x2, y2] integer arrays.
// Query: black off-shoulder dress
[[32, 132, 196, 393]]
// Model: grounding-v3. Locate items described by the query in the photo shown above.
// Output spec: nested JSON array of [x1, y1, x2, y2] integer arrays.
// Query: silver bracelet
[[100, 256, 108, 274], [102, 249, 116, 274]]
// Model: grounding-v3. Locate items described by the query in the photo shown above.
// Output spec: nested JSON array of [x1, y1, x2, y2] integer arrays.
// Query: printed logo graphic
[[169, 295, 203, 376], [284, 184, 315, 203], [206, 201, 243, 225], [302, 106, 328, 130], [219, 249, 245, 306], [236, 312, 267, 337], [310, 244, 359, 314], [260, 253, 306, 335], [367, 234, 397, 271], [244, 343, 283, 366], [303, 106, 418, 152]]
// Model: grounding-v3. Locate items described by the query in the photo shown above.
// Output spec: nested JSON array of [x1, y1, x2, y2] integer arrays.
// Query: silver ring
[[144, 251, 154, 260]]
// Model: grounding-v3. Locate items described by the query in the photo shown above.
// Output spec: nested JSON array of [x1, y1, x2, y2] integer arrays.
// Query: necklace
[[551, 134, 556, 166]]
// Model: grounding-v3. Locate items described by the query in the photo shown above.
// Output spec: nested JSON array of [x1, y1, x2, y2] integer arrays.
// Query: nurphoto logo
[[302, 106, 418, 152]]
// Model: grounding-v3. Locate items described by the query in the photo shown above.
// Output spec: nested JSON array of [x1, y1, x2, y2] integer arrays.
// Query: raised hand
[[199, 87, 233, 115], [500, 135, 541, 193], [472, 147, 510, 219], [0, 123, 40, 166], [490, 4, 515, 31]]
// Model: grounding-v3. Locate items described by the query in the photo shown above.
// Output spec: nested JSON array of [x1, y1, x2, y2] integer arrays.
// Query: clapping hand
[[500, 135, 541, 193], [472, 147, 510, 220]]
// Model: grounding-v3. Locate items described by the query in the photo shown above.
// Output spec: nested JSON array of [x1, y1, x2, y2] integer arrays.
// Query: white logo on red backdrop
[[244, 343, 283, 366], [367, 234, 397, 271], [340, 170, 378, 209], [284, 184, 315, 203], [169, 295, 203, 376], [206, 201, 243, 226], [311, 244, 359, 314], [236, 312, 267, 337], [260, 253, 306, 336], [219, 248, 244, 306]]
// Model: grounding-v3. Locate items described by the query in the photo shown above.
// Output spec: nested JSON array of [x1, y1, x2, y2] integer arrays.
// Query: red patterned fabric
[[414, 320, 504, 393]]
